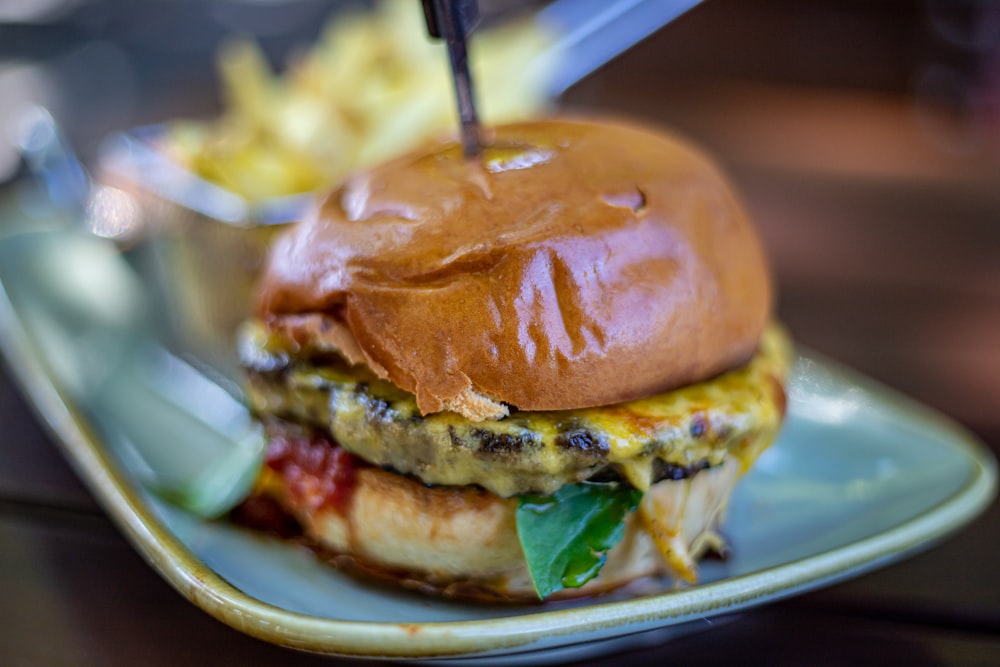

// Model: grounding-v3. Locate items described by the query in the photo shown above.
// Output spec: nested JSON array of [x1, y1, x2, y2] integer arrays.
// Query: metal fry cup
[[94, 127, 310, 372]]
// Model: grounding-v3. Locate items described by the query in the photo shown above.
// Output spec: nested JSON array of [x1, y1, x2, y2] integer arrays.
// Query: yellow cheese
[[244, 324, 792, 497]]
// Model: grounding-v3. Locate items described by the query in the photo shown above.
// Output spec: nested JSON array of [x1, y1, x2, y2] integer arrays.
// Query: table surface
[[1, 1, 999, 665]]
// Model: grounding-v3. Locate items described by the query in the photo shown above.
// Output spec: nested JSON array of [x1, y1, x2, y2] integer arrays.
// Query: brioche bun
[[256, 453, 740, 602], [257, 118, 771, 420]]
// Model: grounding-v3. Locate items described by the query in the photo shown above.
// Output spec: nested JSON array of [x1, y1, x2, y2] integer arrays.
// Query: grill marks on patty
[[457, 428, 540, 458], [241, 323, 790, 497], [555, 427, 610, 457]]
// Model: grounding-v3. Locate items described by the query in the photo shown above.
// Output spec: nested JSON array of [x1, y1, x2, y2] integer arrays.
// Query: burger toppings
[[517, 482, 642, 599], [239, 320, 790, 597], [241, 320, 788, 498], [262, 424, 360, 514]]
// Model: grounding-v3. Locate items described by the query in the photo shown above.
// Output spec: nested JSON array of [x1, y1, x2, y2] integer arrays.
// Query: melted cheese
[[244, 324, 792, 497]]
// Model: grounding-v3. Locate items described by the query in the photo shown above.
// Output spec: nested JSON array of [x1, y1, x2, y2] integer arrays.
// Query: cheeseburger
[[236, 118, 791, 601]]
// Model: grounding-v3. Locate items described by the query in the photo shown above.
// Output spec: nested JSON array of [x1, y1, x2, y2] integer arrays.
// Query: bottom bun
[[250, 455, 742, 602]]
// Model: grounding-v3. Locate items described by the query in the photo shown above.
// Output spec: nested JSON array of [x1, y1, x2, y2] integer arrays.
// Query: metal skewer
[[421, 0, 482, 158]]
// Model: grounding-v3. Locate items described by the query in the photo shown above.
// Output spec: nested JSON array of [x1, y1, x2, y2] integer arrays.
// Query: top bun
[[257, 118, 772, 420]]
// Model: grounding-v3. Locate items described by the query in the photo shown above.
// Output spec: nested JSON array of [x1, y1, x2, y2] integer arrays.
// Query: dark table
[[2, 1, 999, 664]]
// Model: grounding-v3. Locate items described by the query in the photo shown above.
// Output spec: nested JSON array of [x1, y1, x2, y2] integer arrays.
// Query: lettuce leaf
[[516, 482, 642, 599]]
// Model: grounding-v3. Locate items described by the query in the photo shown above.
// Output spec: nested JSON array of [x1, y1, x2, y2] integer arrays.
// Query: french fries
[[169, 0, 556, 203]]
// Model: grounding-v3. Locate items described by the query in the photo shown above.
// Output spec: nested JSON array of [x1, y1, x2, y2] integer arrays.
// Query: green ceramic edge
[[0, 271, 995, 660]]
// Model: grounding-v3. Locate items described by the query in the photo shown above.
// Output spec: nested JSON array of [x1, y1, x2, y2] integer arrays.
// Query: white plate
[[0, 229, 994, 662]]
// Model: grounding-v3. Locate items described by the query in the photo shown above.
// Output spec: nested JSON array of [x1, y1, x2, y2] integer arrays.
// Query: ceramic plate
[[0, 229, 994, 663]]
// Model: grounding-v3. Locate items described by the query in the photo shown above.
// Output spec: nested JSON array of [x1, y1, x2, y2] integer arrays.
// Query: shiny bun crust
[[257, 118, 772, 419]]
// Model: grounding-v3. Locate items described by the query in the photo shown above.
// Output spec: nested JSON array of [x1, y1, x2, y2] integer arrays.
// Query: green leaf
[[516, 482, 642, 599]]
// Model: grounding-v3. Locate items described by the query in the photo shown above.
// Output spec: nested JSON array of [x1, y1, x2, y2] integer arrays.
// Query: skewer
[[421, 0, 483, 158]]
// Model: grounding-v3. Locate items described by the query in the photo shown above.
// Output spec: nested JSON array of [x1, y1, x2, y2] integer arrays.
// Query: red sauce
[[264, 431, 360, 514]]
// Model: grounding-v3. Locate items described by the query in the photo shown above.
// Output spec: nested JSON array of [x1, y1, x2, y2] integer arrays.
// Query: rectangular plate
[[0, 227, 994, 663]]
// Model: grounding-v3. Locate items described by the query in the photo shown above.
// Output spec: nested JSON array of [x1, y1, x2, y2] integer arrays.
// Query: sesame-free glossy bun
[[257, 118, 771, 419]]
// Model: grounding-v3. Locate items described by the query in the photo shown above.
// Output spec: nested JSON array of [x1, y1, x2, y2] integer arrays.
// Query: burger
[[235, 117, 791, 601]]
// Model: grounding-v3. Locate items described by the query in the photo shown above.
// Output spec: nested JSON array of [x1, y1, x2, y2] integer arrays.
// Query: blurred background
[[2, 0, 995, 433], [0, 0, 998, 663]]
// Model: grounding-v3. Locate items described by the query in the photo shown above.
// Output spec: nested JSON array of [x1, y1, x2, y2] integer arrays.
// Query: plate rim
[[0, 266, 995, 660]]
